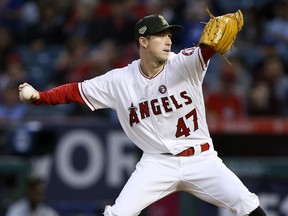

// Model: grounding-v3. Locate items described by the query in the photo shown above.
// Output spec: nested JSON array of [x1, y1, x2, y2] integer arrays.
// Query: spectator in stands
[[55, 36, 92, 84], [63, 0, 103, 43], [0, 81, 27, 123], [0, 0, 26, 32], [5, 175, 59, 216], [101, 0, 139, 45], [181, 0, 212, 48], [205, 67, 246, 121], [89, 40, 120, 76], [221, 56, 251, 97], [247, 82, 275, 117], [0, 55, 26, 92], [0, 27, 19, 73], [64, 0, 139, 45], [21, 0, 66, 45], [239, 7, 266, 46], [247, 54, 288, 116], [20, 0, 40, 27], [264, 0, 288, 45]]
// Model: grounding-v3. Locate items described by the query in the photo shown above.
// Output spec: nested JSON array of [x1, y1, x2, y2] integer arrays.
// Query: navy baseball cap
[[135, 14, 183, 40]]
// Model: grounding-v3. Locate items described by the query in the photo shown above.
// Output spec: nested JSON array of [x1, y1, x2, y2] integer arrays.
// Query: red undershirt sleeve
[[33, 83, 85, 105], [200, 46, 216, 64]]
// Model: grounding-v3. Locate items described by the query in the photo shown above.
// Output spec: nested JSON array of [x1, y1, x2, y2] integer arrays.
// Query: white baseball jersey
[[78, 46, 260, 216], [79, 46, 212, 155]]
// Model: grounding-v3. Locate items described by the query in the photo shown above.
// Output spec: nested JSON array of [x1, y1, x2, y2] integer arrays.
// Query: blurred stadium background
[[0, 0, 288, 215]]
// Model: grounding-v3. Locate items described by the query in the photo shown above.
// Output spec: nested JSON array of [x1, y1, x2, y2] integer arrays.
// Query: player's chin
[[157, 58, 167, 65], [160, 54, 169, 62]]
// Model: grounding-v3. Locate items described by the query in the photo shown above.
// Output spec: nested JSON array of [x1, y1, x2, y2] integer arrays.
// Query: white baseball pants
[[104, 148, 259, 216]]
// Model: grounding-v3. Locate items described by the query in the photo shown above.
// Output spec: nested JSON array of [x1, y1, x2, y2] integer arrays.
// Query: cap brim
[[153, 25, 183, 35], [168, 25, 183, 33]]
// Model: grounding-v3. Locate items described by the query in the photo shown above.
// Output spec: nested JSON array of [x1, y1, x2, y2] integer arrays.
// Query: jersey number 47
[[175, 108, 198, 138]]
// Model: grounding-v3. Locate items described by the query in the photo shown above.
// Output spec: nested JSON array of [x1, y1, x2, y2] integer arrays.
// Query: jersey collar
[[138, 62, 165, 80]]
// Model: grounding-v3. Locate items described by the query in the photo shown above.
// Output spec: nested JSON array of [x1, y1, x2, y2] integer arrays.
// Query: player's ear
[[139, 36, 148, 48]]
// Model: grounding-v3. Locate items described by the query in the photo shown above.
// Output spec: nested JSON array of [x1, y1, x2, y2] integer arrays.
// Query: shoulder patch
[[181, 47, 196, 56]]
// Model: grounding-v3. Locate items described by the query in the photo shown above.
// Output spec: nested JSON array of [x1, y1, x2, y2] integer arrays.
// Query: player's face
[[146, 30, 172, 64]]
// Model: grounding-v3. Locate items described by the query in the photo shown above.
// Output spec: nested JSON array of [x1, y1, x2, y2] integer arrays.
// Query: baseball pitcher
[[19, 11, 267, 216]]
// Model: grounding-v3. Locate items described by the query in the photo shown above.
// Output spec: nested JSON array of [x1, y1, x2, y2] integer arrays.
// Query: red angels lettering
[[128, 103, 140, 126], [139, 101, 150, 119], [129, 91, 194, 127], [161, 97, 173, 112], [151, 99, 162, 115], [170, 95, 183, 109], [180, 91, 192, 105]]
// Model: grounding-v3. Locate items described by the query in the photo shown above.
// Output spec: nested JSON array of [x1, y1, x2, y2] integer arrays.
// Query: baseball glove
[[199, 8, 244, 55]]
